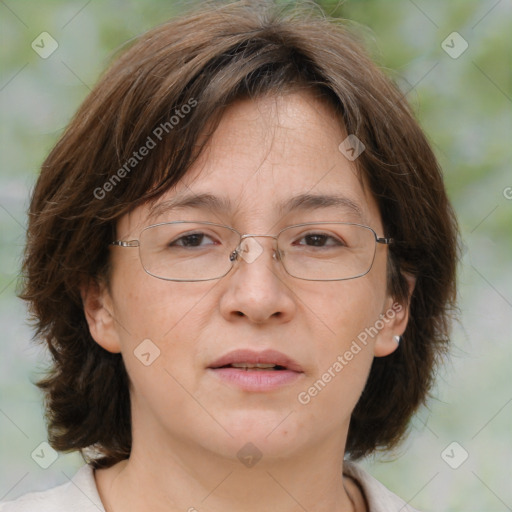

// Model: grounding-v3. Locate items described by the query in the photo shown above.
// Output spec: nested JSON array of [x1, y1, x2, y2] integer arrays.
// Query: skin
[[83, 91, 413, 512]]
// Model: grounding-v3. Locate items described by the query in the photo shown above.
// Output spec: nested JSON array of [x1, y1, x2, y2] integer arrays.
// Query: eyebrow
[[147, 192, 364, 222]]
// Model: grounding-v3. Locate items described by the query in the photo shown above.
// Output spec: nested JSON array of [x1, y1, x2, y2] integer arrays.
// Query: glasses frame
[[111, 220, 394, 282]]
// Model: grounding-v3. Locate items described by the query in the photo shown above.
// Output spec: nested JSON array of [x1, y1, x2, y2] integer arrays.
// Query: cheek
[[299, 270, 387, 394], [293, 281, 383, 426], [110, 251, 210, 342], [310, 272, 387, 352], [109, 259, 218, 374], [110, 272, 210, 411]]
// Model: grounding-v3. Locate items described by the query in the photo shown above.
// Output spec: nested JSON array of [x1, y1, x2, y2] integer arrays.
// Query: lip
[[207, 349, 304, 392], [208, 349, 303, 372]]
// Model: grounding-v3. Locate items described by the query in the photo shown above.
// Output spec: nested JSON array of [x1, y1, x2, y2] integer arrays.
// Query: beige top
[[1, 462, 420, 511]]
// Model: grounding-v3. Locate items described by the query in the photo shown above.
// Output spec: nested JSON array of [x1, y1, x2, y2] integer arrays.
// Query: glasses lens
[[139, 222, 239, 281], [137, 222, 378, 281], [278, 223, 377, 281]]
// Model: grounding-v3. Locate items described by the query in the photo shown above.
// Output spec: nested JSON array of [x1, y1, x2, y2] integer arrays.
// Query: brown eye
[[295, 233, 344, 247], [170, 232, 216, 248]]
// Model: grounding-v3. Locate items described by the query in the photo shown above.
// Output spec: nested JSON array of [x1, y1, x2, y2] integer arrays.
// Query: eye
[[170, 231, 217, 248], [294, 232, 345, 248]]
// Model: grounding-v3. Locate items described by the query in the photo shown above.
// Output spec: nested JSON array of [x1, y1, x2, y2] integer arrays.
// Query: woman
[[4, 1, 458, 510]]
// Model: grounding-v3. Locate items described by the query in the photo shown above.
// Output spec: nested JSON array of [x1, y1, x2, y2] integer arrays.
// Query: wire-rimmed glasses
[[111, 221, 393, 282]]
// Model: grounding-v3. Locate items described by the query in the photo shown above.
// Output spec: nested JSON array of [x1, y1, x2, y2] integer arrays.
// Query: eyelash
[[170, 231, 345, 248]]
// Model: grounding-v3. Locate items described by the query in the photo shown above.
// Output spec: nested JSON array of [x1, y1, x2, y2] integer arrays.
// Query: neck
[[95, 430, 359, 512]]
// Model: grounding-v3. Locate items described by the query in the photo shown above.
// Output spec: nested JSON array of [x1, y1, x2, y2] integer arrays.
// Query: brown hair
[[21, 0, 458, 467]]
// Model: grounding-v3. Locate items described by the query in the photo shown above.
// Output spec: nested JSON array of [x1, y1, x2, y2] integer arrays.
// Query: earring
[[393, 335, 401, 345]]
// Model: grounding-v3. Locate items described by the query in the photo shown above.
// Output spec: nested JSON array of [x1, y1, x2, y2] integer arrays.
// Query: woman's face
[[85, 91, 408, 464]]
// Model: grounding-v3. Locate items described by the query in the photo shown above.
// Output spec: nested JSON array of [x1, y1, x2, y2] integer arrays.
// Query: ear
[[81, 278, 122, 354], [374, 273, 416, 357]]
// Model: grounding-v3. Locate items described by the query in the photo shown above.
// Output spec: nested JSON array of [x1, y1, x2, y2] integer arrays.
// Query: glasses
[[111, 221, 393, 282]]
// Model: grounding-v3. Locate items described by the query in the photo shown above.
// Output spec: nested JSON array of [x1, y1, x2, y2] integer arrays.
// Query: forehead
[[122, 92, 382, 234]]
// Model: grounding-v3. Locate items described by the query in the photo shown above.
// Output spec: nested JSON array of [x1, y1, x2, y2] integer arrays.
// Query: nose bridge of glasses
[[233, 233, 280, 265]]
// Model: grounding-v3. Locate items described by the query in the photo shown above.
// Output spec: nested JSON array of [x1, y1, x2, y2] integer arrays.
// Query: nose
[[219, 234, 296, 324]]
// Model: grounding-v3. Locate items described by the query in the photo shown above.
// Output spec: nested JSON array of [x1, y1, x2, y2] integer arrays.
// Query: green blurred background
[[1, 1, 510, 510]]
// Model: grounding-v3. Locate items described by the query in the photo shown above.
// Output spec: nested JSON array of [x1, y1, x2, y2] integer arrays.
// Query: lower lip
[[208, 368, 303, 392]]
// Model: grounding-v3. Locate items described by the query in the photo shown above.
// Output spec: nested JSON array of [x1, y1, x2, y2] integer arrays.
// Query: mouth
[[207, 349, 304, 392], [219, 363, 287, 370], [208, 349, 304, 373]]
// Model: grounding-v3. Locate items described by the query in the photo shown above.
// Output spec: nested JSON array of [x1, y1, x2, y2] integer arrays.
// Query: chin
[[199, 409, 313, 461]]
